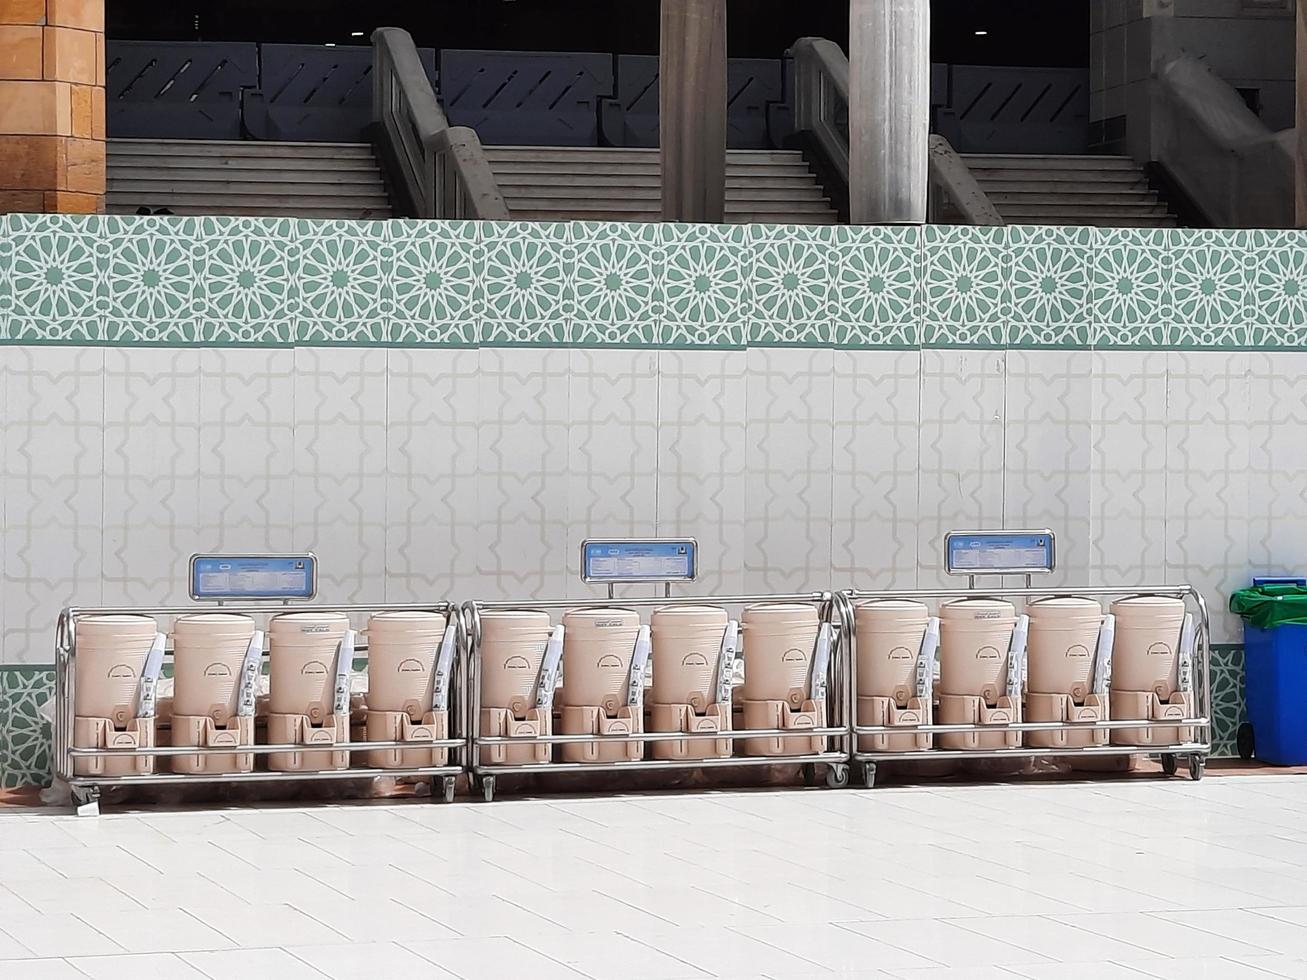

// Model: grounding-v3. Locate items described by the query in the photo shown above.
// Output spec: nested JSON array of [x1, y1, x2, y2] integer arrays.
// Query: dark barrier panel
[[246, 43, 436, 142], [600, 55, 782, 150], [440, 49, 613, 146], [935, 65, 1090, 154], [106, 40, 258, 139]]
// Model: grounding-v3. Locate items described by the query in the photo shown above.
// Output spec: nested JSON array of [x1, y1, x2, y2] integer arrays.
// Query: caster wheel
[[825, 765, 849, 789], [861, 763, 878, 789], [482, 775, 496, 803], [71, 786, 100, 817], [1237, 723, 1255, 761], [442, 776, 457, 804], [1160, 754, 1178, 777], [801, 763, 819, 787], [1188, 754, 1205, 782]]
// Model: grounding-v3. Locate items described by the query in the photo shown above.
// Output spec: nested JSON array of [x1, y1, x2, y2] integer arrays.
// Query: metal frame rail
[[463, 592, 853, 802], [835, 585, 1213, 788], [54, 603, 468, 813]]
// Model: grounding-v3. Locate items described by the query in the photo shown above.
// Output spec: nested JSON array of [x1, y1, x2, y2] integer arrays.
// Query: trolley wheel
[[801, 763, 819, 787], [1188, 754, 1206, 782], [71, 785, 100, 817], [442, 776, 457, 804], [824, 764, 849, 789], [1160, 754, 1178, 777], [860, 762, 878, 789], [481, 775, 496, 803], [1237, 723, 1255, 761]]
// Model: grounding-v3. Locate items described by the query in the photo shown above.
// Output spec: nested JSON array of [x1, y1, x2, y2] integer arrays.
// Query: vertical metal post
[[849, 0, 930, 224], [660, 0, 728, 222]]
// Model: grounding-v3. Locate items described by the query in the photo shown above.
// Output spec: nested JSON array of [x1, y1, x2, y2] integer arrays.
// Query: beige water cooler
[[1025, 598, 1108, 749], [479, 610, 556, 765], [648, 606, 734, 760], [740, 603, 827, 756], [365, 611, 452, 768], [854, 601, 934, 752], [266, 612, 352, 772], [559, 608, 646, 763], [72, 614, 164, 776], [1109, 596, 1192, 746], [937, 599, 1023, 750], [171, 613, 261, 774]]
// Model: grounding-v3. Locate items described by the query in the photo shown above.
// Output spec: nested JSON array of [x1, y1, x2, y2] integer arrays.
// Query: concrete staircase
[[107, 139, 392, 219], [483, 146, 839, 224], [962, 154, 1177, 227]]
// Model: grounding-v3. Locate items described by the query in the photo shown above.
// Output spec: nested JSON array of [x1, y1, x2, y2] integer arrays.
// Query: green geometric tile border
[[2, 215, 1305, 350], [0, 667, 54, 789], [0, 647, 1256, 788]]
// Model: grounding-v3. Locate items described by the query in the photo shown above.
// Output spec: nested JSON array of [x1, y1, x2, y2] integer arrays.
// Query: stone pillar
[[849, 0, 930, 224], [660, 0, 726, 223], [0, 0, 105, 214]]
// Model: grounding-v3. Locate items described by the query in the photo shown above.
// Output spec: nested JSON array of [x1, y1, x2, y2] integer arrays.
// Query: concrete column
[[0, 0, 105, 214], [660, 0, 726, 223], [1298, 0, 1306, 226], [849, 0, 929, 224]]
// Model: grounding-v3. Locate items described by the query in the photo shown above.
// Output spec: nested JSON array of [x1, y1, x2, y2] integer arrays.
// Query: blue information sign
[[945, 531, 1055, 576], [189, 554, 317, 601], [581, 539, 697, 584]]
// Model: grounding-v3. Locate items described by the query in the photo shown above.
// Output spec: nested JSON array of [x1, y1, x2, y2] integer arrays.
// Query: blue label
[[582, 540, 697, 583], [190, 555, 316, 600], [946, 532, 1054, 575]]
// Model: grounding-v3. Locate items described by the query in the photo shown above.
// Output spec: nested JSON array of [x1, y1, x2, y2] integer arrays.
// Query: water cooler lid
[[651, 605, 728, 627], [1110, 595, 1186, 621], [77, 613, 159, 640], [1026, 596, 1102, 626], [268, 611, 351, 637], [939, 598, 1017, 622], [367, 610, 448, 637], [562, 607, 642, 629], [173, 612, 257, 639], [854, 599, 931, 628]]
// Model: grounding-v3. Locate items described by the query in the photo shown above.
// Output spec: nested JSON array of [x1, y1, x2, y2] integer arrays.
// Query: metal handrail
[[786, 36, 1002, 226], [372, 27, 509, 220]]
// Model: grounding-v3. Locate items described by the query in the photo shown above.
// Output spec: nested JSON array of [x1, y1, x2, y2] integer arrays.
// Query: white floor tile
[[288, 941, 456, 979], [181, 946, 331, 979], [0, 959, 85, 978], [404, 936, 590, 979], [183, 902, 342, 948], [2, 877, 144, 915], [66, 952, 212, 979], [519, 929, 711, 979], [293, 896, 461, 943], [1005, 961, 1157, 979], [1051, 912, 1273, 960], [1156, 909, 1307, 957], [623, 926, 829, 977], [739, 922, 943, 972], [954, 914, 1162, 962], [0, 911, 123, 957], [75, 908, 233, 954], [29, 844, 160, 879], [840, 918, 1052, 968], [101, 872, 241, 911], [1126, 956, 1303, 979], [394, 893, 565, 938]]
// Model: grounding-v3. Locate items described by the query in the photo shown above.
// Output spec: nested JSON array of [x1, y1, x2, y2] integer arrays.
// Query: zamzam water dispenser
[[72, 614, 165, 776], [649, 605, 737, 760], [266, 611, 354, 772], [854, 600, 938, 752], [364, 611, 456, 769], [171, 613, 262, 774], [1109, 596, 1195, 746], [1024, 597, 1112, 749], [559, 608, 649, 763], [740, 603, 831, 756], [937, 599, 1025, 750], [478, 609, 559, 765]]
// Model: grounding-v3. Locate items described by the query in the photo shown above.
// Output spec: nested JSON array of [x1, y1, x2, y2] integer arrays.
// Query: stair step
[[107, 202, 393, 219], [506, 197, 834, 214], [987, 192, 1164, 206], [979, 179, 1153, 195], [510, 209, 840, 224], [963, 154, 1140, 170], [998, 203, 1172, 218], [971, 168, 1148, 184], [493, 173, 819, 190], [107, 156, 381, 175], [483, 146, 803, 163], [487, 161, 814, 178], [108, 165, 386, 184], [500, 186, 829, 205], [110, 139, 376, 159], [108, 190, 391, 209], [109, 178, 387, 197]]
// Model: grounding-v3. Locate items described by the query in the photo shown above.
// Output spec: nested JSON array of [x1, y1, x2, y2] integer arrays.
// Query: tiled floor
[[3, 776, 1307, 978]]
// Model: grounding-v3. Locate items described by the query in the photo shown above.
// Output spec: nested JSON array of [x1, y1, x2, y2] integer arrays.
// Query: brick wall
[[0, 0, 105, 213]]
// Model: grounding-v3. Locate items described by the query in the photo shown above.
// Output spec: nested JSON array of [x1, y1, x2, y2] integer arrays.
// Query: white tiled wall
[[1, 345, 1303, 663]]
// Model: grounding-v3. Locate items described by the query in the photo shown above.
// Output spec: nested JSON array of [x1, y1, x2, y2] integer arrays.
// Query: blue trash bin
[[1239, 577, 1307, 766]]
